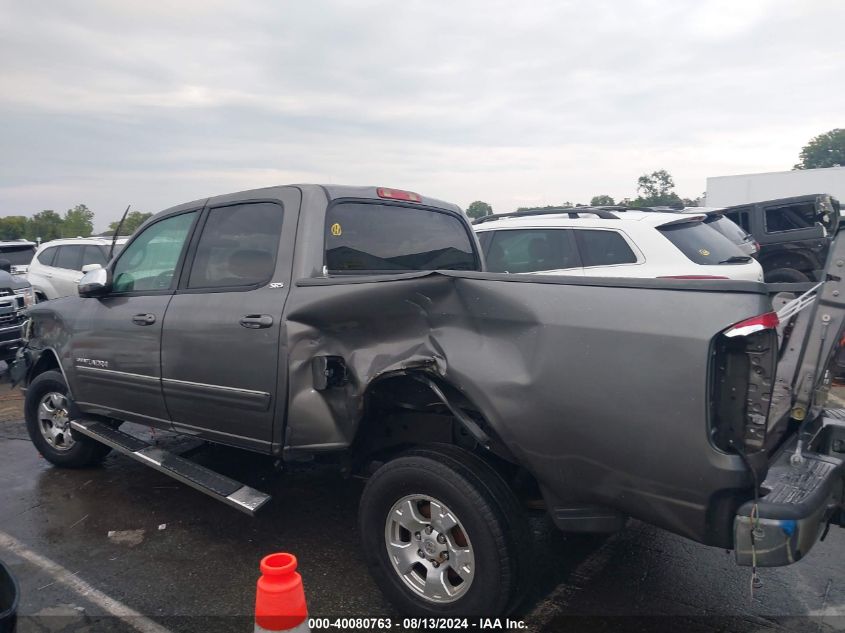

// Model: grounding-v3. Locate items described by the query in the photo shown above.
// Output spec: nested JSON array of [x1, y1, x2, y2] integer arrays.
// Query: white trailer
[[706, 166, 845, 207]]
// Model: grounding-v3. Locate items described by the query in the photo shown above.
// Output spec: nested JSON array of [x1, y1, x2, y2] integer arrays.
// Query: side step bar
[[70, 419, 271, 516]]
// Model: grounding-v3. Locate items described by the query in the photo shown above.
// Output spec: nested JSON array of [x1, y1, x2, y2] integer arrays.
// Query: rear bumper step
[[734, 431, 844, 567], [70, 419, 271, 516]]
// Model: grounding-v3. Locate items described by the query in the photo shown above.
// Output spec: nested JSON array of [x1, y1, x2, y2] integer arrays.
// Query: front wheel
[[358, 445, 532, 617], [25, 370, 111, 468]]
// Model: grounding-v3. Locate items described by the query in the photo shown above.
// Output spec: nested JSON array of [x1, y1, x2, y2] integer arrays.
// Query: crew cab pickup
[[11, 184, 845, 616]]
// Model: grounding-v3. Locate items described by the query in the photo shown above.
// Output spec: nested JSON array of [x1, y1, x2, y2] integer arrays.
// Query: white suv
[[473, 208, 764, 281], [27, 237, 127, 300]]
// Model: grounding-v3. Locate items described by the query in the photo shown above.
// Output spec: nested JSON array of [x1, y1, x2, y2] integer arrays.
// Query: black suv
[[721, 194, 840, 283]]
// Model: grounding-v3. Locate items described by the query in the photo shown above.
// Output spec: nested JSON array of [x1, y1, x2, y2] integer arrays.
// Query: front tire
[[25, 370, 111, 468], [359, 445, 532, 617]]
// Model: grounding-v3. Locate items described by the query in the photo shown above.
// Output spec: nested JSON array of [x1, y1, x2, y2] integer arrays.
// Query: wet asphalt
[[3, 378, 845, 632]]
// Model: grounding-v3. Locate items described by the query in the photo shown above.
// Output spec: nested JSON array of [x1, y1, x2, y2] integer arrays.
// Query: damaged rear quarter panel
[[285, 270, 772, 542]]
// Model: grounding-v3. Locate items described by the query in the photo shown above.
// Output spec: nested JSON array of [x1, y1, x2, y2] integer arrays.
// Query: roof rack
[[472, 207, 620, 225]]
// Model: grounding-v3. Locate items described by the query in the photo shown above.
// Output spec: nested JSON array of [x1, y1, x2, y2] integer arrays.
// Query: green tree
[[0, 216, 29, 240], [26, 210, 64, 241], [466, 201, 493, 220], [590, 195, 615, 206], [109, 211, 153, 235], [63, 204, 94, 237], [632, 169, 682, 207], [794, 128, 845, 170]]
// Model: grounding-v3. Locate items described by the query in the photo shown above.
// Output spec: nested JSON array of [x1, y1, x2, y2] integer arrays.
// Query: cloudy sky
[[1, 0, 843, 230]]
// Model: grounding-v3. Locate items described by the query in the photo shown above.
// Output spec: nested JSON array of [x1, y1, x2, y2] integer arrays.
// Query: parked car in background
[[473, 207, 764, 281], [721, 194, 840, 282], [0, 262, 33, 363], [27, 237, 127, 301], [0, 240, 37, 275]]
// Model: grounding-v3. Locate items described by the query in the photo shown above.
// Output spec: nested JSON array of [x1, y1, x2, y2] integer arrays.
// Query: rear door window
[[188, 202, 284, 289], [325, 203, 477, 272], [574, 230, 638, 267], [659, 220, 748, 265], [53, 245, 83, 270], [484, 229, 579, 273], [764, 202, 819, 233]]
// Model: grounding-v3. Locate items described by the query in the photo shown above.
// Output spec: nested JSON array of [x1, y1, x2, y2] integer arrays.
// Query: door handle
[[240, 314, 273, 329], [132, 313, 156, 326]]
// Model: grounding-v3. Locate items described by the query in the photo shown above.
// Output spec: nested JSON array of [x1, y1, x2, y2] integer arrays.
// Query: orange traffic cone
[[255, 553, 309, 633]]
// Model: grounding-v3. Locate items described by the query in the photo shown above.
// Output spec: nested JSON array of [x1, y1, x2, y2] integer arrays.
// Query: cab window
[[188, 203, 283, 289], [112, 212, 197, 293], [325, 203, 477, 273]]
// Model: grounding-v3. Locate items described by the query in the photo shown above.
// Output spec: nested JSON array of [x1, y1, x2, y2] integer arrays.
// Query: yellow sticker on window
[[330, 223, 342, 237], [699, 248, 710, 256]]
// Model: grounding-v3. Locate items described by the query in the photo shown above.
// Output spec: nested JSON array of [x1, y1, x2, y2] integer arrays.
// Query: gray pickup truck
[[11, 184, 845, 616]]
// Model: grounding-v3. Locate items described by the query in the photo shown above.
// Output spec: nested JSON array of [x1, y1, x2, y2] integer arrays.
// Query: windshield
[[659, 220, 750, 265], [325, 202, 478, 273], [705, 215, 750, 244], [0, 245, 36, 265]]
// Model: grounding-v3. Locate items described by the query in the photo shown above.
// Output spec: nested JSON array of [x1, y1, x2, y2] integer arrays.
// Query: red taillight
[[658, 275, 730, 280], [377, 187, 422, 203], [723, 312, 779, 338]]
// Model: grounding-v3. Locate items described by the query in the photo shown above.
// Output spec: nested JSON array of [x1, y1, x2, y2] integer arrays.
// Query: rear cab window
[[325, 202, 478, 273], [659, 220, 750, 265]]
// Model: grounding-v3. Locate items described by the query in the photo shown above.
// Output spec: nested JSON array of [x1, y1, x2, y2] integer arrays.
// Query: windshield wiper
[[719, 255, 752, 264]]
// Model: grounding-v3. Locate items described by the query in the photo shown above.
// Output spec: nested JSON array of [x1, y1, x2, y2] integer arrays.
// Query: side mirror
[[0, 259, 10, 274], [78, 267, 111, 298], [81, 263, 102, 273]]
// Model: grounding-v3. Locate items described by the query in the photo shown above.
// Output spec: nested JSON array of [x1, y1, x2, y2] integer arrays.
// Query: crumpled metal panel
[[284, 270, 773, 543]]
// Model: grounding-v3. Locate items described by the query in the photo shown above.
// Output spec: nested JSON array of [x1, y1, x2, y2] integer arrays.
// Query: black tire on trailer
[[358, 444, 532, 617], [765, 267, 811, 283], [24, 370, 111, 468]]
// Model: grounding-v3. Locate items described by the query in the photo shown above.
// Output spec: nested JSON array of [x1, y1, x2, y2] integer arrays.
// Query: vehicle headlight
[[14, 287, 35, 308]]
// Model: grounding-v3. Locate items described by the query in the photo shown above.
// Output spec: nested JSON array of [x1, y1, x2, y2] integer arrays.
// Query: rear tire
[[765, 267, 811, 283], [358, 445, 532, 617], [25, 370, 111, 468]]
